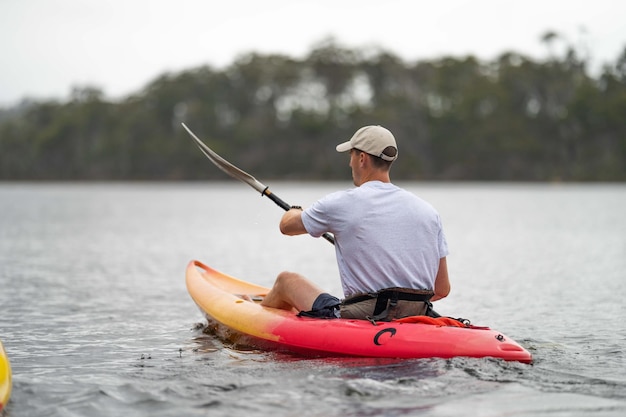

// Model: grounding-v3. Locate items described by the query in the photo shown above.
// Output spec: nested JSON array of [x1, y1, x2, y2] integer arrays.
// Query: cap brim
[[336, 141, 352, 153]]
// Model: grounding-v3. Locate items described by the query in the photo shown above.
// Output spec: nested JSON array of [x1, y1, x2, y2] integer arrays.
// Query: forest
[[1, 36, 625, 181]]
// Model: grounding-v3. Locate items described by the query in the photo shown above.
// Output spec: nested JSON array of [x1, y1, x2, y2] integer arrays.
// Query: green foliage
[[1, 38, 625, 181]]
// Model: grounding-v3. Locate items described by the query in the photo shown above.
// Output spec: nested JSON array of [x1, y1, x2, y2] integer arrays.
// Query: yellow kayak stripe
[[186, 261, 283, 342]]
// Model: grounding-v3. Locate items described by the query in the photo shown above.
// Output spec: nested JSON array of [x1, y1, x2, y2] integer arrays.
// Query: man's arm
[[431, 257, 450, 302], [279, 208, 308, 236]]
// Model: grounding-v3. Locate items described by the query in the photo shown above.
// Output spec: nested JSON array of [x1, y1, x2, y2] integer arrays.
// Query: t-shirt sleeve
[[301, 201, 330, 238], [301, 191, 344, 238]]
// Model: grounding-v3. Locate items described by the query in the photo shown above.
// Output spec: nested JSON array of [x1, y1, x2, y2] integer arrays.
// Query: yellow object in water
[[0, 340, 11, 412]]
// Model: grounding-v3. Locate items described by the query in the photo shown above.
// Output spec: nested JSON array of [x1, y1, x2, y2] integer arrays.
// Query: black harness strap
[[343, 288, 433, 305]]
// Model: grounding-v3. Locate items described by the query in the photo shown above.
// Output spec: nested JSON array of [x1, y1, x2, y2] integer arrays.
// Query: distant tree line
[[1, 35, 625, 181]]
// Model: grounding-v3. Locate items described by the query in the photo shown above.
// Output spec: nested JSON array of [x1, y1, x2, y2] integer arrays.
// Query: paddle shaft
[[261, 187, 290, 211]]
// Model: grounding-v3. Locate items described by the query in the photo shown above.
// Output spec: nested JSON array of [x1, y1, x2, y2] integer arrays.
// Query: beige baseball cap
[[336, 125, 398, 161]]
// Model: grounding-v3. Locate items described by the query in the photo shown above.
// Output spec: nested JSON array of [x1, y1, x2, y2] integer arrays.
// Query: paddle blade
[[182, 123, 267, 194]]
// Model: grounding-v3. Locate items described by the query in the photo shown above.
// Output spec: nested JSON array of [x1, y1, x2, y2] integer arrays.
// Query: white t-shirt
[[301, 181, 449, 297]]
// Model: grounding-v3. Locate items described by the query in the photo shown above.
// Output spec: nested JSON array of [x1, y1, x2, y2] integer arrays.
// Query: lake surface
[[0, 182, 625, 416]]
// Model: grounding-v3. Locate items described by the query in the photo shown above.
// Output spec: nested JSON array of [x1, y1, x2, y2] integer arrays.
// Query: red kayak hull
[[186, 260, 532, 363]]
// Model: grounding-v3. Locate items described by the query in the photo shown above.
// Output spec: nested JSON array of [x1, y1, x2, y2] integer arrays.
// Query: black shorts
[[297, 293, 341, 319]]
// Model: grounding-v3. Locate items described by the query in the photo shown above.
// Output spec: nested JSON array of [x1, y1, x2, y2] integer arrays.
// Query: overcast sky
[[1, 0, 625, 105]]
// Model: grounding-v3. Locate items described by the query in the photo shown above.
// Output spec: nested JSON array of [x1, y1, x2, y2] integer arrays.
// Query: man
[[261, 125, 450, 321]]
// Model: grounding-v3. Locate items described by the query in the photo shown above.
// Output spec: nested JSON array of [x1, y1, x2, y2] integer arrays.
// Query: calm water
[[0, 182, 624, 416]]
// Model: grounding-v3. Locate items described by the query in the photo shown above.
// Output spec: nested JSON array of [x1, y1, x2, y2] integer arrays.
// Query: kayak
[[186, 260, 532, 363], [0, 340, 11, 412]]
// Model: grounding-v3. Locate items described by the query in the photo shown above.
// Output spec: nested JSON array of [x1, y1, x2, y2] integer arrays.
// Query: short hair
[[370, 152, 394, 169], [353, 148, 394, 170]]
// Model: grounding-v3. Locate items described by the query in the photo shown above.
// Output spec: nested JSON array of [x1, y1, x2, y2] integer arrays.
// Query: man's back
[[302, 181, 448, 296]]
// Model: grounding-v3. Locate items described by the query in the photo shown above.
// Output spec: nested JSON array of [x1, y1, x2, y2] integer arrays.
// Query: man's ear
[[358, 151, 367, 167]]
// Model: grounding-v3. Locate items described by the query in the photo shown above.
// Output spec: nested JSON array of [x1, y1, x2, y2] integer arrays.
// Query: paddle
[[182, 123, 335, 245]]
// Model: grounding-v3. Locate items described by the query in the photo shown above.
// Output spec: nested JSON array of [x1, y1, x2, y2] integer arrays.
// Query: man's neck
[[357, 171, 391, 186]]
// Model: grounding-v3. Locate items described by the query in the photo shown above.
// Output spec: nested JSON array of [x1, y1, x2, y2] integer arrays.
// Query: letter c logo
[[373, 328, 397, 345]]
